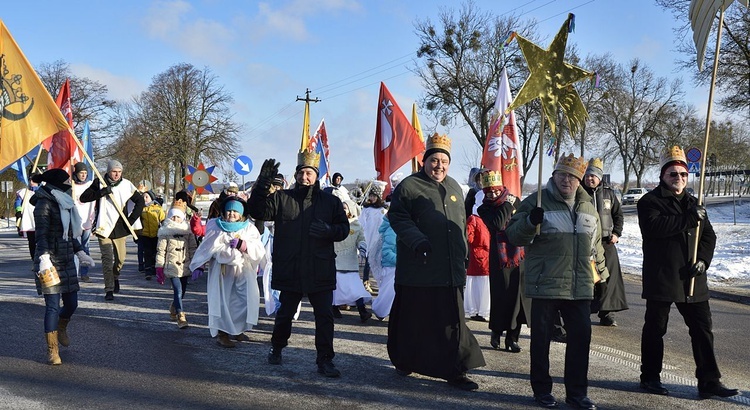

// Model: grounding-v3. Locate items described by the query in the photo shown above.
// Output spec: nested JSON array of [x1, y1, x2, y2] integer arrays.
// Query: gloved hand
[[15, 211, 21, 219], [228, 238, 248, 253], [689, 260, 707, 278], [75, 251, 96, 268], [100, 185, 112, 196], [191, 268, 204, 281], [414, 240, 432, 264], [529, 207, 545, 225], [692, 204, 707, 221], [357, 242, 367, 258], [155, 267, 165, 285], [309, 219, 333, 239], [39, 254, 53, 273], [256, 158, 280, 192]]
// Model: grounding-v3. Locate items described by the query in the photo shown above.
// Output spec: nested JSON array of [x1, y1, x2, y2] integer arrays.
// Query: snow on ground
[[617, 198, 750, 287]]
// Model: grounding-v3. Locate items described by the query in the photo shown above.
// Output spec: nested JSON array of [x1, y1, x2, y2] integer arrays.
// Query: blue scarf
[[215, 218, 249, 233]]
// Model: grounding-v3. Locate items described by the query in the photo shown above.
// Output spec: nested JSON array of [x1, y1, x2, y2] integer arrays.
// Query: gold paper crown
[[297, 150, 321, 170], [588, 158, 603, 171], [480, 169, 503, 188], [554, 153, 588, 180], [425, 133, 451, 153], [659, 145, 687, 169], [170, 199, 187, 214]]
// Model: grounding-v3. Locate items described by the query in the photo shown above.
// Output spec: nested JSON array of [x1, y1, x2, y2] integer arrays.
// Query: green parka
[[505, 178, 608, 300]]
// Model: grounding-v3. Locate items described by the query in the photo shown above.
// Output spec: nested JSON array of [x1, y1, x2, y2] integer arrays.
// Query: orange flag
[[374, 82, 424, 192], [0, 20, 71, 171]]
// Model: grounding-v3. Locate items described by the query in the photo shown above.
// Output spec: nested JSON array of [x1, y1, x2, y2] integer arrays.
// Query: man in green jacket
[[506, 153, 607, 410], [387, 133, 485, 391]]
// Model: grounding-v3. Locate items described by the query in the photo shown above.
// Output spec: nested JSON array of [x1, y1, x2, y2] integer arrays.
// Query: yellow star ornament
[[506, 14, 593, 135]]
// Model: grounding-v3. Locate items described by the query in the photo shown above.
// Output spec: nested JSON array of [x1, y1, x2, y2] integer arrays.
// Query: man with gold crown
[[506, 153, 607, 410], [582, 158, 628, 327], [247, 150, 349, 378], [386, 133, 485, 391], [636, 145, 737, 399]]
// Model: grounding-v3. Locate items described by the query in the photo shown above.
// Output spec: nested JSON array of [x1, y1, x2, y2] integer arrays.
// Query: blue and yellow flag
[[0, 20, 71, 170]]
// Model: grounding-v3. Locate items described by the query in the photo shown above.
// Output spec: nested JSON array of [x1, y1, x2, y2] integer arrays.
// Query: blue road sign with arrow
[[234, 155, 253, 176]]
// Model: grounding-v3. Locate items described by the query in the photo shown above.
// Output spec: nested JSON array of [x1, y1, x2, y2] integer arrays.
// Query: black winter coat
[[637, 183, 716, 303], [247, 181, 349, 293], [31, 186, 82, 295]]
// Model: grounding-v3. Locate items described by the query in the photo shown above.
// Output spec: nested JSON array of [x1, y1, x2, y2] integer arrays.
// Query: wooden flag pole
[[70, 130, 139, 240], [535, 110, 546, 235], [688, 9, 725, 302]]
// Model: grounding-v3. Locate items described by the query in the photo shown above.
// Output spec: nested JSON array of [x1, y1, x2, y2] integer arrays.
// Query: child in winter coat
[[155, 200, 198, 329], [332, 200, 372, 322], [140, 190, 165, 280], [371, 214, 396, 320]]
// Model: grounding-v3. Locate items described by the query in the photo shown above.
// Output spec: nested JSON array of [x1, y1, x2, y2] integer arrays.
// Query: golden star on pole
[[507, 14, 593, 135]]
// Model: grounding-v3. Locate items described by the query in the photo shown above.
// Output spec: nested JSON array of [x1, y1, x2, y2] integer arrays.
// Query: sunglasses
[[668, 171, 689, 178]]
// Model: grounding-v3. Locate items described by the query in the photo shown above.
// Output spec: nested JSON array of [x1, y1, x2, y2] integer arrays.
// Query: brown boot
[[216, 331, 236, 348], [169, 303, 177, 321], [177, 312, 188, 329], [45, 331, 61, 365], [57, 317, 70, 347]]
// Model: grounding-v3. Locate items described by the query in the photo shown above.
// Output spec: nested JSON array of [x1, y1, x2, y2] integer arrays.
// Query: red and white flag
[[481, 67, 524, 197], [374, 82, 424, 192], [42, 78, 81, 173]]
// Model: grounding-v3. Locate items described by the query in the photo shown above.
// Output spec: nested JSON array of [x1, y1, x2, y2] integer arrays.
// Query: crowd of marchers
[[14, 135, 738, 409]]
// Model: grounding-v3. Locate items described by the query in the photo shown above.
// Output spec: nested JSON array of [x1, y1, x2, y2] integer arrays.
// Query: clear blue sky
[[2, 0, 713, 186]]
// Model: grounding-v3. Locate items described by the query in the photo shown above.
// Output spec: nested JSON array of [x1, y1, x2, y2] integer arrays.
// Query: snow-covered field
[[617, 198, 750, 287]]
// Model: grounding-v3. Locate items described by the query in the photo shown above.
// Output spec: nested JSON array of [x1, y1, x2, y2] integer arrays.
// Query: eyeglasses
[[555, 173, 579, 182], [668, 171, 689, 178]]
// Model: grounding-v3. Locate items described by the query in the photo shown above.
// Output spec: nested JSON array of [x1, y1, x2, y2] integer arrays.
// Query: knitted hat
[[73, 162, 87, 174], [32, 168, 70, 189], [223, 197, 245, 214], [370, 181, 387, 198], [332, 172, 343, 182], [296, 150, 320, 175], [554, 153, 587, 181], [585, 158, 604, 180], [226, 182, 239, 194], [167, 199, 187, 221], [106, 159, 123, 173], [272, 173, 285, 188], [137, 180, 152, 192], [422, 133, 451, 162], [659, 145, 688, 176]]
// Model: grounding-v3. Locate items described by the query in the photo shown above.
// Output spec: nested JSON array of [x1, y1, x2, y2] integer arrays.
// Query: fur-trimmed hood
[[158, 218, 191, 238]]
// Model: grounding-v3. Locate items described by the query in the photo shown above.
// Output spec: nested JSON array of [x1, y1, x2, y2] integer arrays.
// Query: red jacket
[[466, 214, 490, 276]]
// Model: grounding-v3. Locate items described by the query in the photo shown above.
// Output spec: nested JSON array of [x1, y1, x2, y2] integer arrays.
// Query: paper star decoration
[[506, 14, 594, 136], [184, 163, 218, 194], [689, 0, 749, 71]]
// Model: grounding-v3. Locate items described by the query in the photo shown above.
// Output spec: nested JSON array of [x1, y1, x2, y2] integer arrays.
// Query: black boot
[[356, 299, 372, 323], [331, 305, 342, 318], [490, 331, 501, 350]]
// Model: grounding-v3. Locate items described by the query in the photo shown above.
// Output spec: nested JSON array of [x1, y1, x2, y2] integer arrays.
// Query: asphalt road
[[1, 231, 748, 410]]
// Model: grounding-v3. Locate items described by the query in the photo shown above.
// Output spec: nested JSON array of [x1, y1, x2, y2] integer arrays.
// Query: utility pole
[[296, 89, 321, 153]]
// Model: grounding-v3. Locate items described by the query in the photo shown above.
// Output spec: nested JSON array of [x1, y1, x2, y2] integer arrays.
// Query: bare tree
[[590, 58, 684, 190], [656, 0, 750, 116], [36, 60, 118, 145], [129, 63, 240, 194]]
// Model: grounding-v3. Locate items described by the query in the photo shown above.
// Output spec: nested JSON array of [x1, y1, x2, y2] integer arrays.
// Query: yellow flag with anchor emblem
[[0, 20, 71, 170]]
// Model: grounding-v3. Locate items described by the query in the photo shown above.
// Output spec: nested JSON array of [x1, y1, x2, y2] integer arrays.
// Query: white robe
[[190, 219, 265, 337]]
